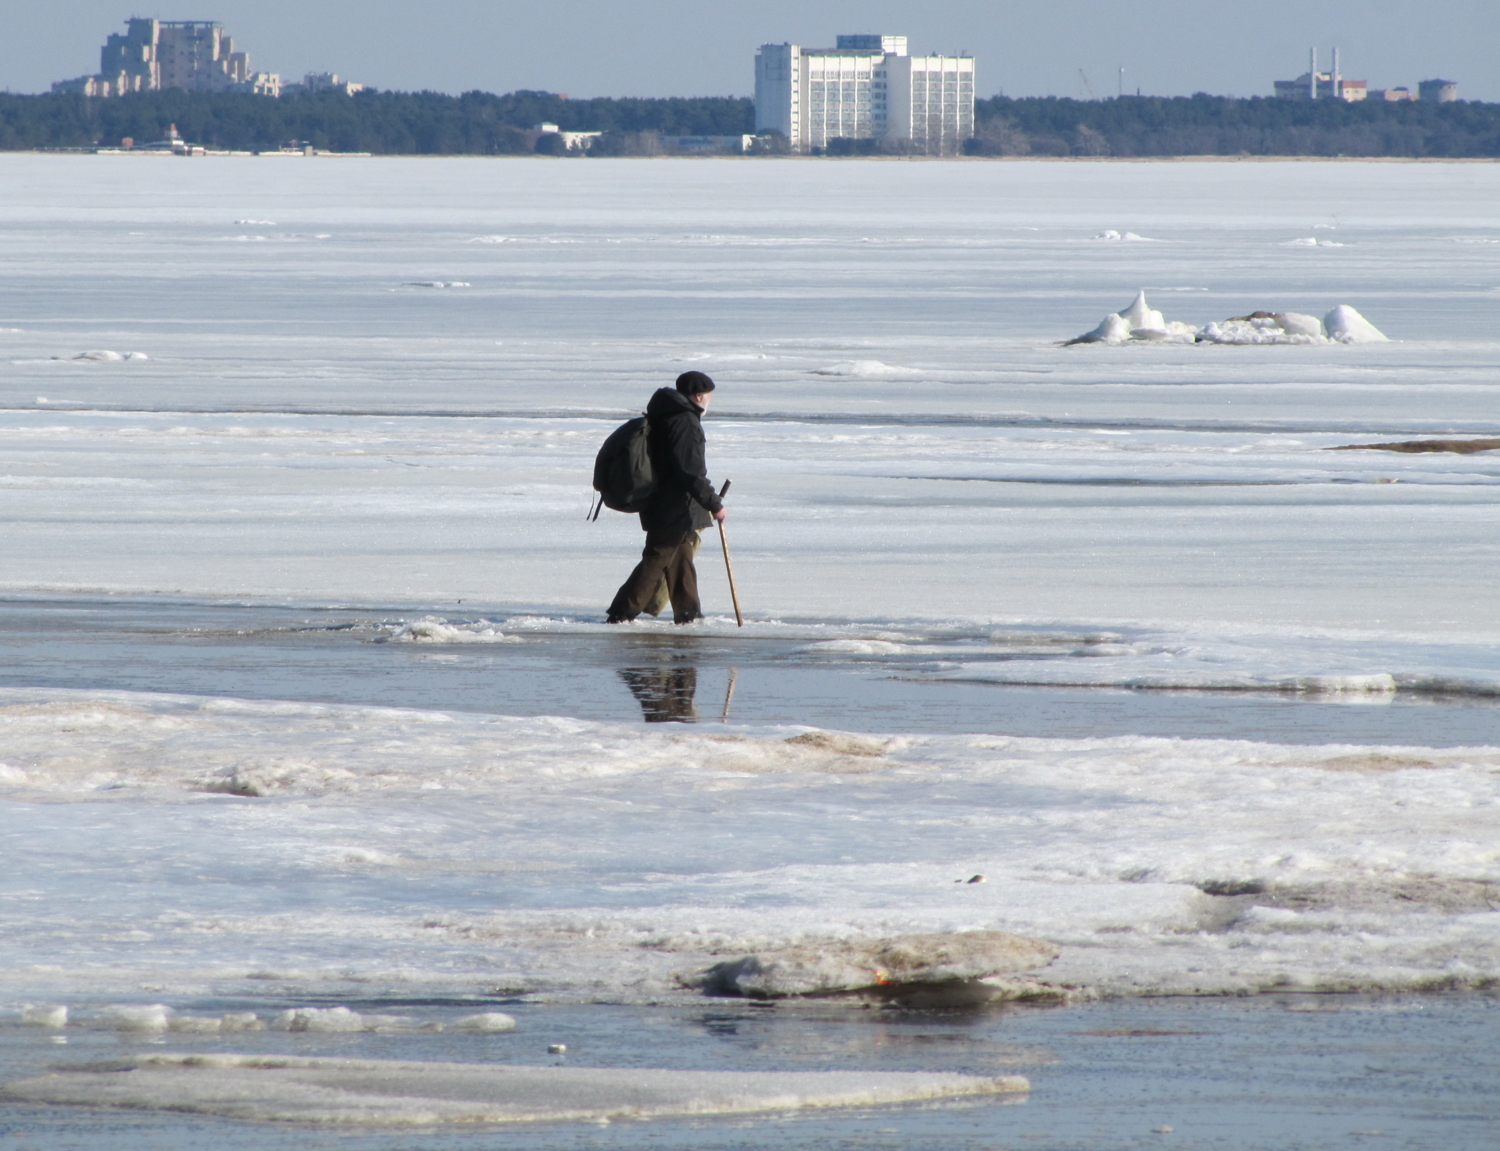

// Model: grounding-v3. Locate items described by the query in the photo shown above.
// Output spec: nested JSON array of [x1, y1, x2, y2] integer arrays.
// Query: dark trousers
[[608, 529, 702, 623]]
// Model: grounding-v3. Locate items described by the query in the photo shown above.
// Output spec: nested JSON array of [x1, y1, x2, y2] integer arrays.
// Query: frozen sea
[[1, 154, 1499, 1146]]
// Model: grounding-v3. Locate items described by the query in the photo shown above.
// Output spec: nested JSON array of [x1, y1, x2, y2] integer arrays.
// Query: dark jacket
[[640, 387, 722, 532]]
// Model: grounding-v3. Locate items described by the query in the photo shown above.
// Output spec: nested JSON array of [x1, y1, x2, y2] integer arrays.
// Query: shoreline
[[10, 149, 1500, 162]]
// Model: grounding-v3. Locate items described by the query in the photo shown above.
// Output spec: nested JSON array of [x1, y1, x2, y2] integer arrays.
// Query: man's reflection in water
[[620, 666, 698, 722]]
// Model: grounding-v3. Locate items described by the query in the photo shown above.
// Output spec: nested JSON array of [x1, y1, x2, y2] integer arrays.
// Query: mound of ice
[[0, 1055, 1028, 1125], [1324, 304, 1389, 344], [1285, 237, 1344, 247], [468, 236, 509, 243], [402, 281, 471, 289], [1066, 293, 1388, 346], [97, 1004, 173, 1031], [272, 1007, 413, 1033], [1199, 317, 1320, 345], [1068, 312, 1136, 345], [1065, 292, 1195, 345], [1280, 311, 1326, 338], [452, 1012, 517, 1032], [1118, 289, 1165, 332], [811, 360, 913, 378], [20, 1005, 67, 1028], [384, 618, 520, 644], [1094, 230, 1151, 241], [687, 931, 1058, 1000]]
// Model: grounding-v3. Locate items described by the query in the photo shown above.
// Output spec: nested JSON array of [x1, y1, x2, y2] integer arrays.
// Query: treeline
[[3, 87, 1500, 157], [970, 94, 1500, 158], [0, 89, 754, 154]]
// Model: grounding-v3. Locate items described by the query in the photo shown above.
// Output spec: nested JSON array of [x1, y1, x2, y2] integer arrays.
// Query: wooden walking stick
[[717, 480, 744, 627]]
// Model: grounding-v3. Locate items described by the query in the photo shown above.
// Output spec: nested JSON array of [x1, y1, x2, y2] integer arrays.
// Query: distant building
[[1275, 49, 1454, 104], [756, 34, 974, 152], [1274, 48, 1364, 101], [282, 73, 365, 97], [52, 19, 358, 99], [53, 19, 279, 96], [534, 123, 601, 151]]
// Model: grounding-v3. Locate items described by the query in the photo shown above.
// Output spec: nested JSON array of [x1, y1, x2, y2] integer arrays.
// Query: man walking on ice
[[606, 371, 726, 625]]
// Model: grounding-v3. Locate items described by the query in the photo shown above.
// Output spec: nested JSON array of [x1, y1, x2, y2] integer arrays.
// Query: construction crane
[[1078, 69, 1098, 100]]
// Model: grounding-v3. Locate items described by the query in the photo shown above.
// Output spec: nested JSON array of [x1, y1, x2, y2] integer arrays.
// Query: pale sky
[[6, 1, 1495, 102]]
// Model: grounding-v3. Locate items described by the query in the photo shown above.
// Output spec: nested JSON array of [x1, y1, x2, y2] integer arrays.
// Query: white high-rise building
[[755, 34, 974, 152], [52, 18, 293, 98]]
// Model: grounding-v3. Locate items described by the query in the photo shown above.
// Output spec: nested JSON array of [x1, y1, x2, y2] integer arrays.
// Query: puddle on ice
[[0, 597, 1498, 745]]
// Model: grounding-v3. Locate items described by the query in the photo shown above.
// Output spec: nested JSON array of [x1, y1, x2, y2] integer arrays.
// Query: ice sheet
[[0, 1054, 1025, 1125], [0, 688, 1496, 1004]]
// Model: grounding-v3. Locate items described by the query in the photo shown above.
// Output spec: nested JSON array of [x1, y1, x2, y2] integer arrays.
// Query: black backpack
[[589, 416, 656, 520]]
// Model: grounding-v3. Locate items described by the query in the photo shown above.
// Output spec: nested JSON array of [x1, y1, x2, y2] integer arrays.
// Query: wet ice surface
[[3, 156, 1500, 1141], [1, 995, 1496, 1148], [2, 597, 1500, 746]]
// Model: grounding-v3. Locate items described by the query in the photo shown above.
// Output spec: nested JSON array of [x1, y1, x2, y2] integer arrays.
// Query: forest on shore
[[2, 87, 1498, 157]]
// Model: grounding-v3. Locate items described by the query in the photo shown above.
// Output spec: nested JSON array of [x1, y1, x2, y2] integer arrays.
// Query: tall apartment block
[[54, 18, 281, 97], [756, 35, 974, 151]]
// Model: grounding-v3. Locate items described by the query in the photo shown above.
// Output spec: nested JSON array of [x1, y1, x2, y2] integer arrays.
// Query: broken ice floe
[[1093, 230, 1152, 241], [0, 1055, 1027, 1126], [1284, 237, 1344, 247], [1065, 291, 1387, 346], [683, 930, 1059, 1006], [381, 618, 521, 644], [402, 281, 471, 288], [272, 1007, 415, 1033]]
